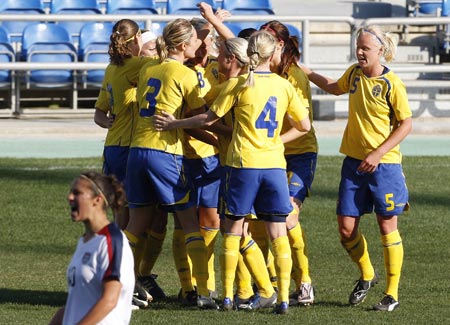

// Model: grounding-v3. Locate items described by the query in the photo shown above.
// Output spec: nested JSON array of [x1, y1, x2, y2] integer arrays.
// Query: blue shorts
[[336, 156, 409, 217], [184, 155, 222, 208], [286, 152, 317, 202], [126, 148, 196, 211], [221, 167, 292, 221], [102, 146, 129, 185]]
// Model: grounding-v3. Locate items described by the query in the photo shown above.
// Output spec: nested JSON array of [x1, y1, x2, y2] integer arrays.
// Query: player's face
[[67, 178, 97, 222], [356, 32, 383, 72], [141, 40, 157, 57], [184, 29, 202, 60], [217, 41, 232, 74]]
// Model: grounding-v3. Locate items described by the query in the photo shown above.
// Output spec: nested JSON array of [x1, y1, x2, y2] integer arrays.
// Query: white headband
[[141, 31, 157, 44]]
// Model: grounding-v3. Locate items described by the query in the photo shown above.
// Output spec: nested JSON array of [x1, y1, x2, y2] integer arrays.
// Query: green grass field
[[0, 156, 448, 324]]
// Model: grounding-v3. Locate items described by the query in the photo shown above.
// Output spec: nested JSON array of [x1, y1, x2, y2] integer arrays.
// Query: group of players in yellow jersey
[[94, 1, 411, 315]]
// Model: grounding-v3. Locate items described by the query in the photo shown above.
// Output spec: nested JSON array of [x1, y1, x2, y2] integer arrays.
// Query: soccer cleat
[[138, 274, 166, 300], [246, 292, 277, 310], [233, 294, 251, 310], [274, 301, 289, 315], [178, 289, 198, 306], [132, 295, 149, 310], [135, 280, 153, 302], [349, 274, 378, 305], [298, 282, 315, 306], [197, 295, 219, 310], [373, 295, 400, 312], [222, 297, 233, 311], [209, 290, 219, 299]]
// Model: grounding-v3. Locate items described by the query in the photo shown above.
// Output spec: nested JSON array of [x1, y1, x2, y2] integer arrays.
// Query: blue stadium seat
[[221, 0, 275, 15], [166, 0, 215, 14], [79, 22, 113, 87], [412, 0, 443, 15], [285, 23, 302, 49], [0, 0, 46, 43], [51, 0, 103, 42], [21, 23, 77, 87], [151, 22, 167, 36], [107, 0, 158, 29], [224, 21, 262, 36], [0, 26, 15, 85]]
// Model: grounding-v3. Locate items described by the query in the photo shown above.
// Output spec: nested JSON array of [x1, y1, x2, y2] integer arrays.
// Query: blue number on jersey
[[197, 71, 205, 88], [255, 96, 278, 138], [140, 78, 161, 117], [349, 77, 360, 94]]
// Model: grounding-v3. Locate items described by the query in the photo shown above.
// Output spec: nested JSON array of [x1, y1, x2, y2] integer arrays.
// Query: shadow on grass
[[0, 289, 66, 307]]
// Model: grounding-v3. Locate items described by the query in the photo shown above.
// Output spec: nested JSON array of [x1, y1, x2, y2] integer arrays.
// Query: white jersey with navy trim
[[63, 223, 134, 325]]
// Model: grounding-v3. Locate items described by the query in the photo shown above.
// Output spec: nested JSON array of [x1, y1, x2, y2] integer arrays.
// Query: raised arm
[[197, 1, 235, 39], [300, 64, 345, 96]]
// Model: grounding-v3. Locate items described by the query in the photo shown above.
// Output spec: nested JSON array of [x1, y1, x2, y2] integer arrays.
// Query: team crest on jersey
[[82, 252, 91, 264], [212, 68, 219, 80], [372, 85, 382, 97]]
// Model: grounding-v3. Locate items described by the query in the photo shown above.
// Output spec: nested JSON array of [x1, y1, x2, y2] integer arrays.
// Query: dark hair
[[260, 20, 301, 76], [237, 28, 257, 40], [78, 171, 126, 212], [109, 19, 140, 66]]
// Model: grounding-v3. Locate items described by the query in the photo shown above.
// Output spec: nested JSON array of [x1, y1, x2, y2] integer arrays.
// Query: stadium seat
[[166, 0, 215, 14], [107, 0, 158, 29], [0, 0, 46, 43], [151, 22, 167, 36], [221, 0, 275, 15], [411, 0, 443, 15], [21, 23, 77, 87], [51, 0, 103, 42], [78, 22, 113, 87], [0, 26, 15, 84]]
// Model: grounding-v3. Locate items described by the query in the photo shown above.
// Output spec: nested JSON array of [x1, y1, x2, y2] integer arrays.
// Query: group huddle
[[50, 2, 411, 324]]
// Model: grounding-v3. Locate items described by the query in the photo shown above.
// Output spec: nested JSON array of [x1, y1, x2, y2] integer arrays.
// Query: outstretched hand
[[153, 111, 176, 131]]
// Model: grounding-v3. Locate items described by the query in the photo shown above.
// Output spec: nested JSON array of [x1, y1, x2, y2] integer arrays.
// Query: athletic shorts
[[221, 167, 292, 222], [126, 148, 196, 211], [286, 152, 317, 202], [336, 156, 409, 217], [102, 145, 129, 185], [184, 155, 222, 208]]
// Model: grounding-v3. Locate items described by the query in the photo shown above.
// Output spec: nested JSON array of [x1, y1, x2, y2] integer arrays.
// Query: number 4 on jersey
[[255, 96, 278, 138]]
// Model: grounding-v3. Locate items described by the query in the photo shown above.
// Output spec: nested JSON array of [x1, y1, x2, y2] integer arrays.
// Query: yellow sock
[[124, 230, 145, 275], [139, 230, 166, 276], [288, 223, 311, 286], [221, 234, 240, 299], [200, 227, 219, 293], [236, 253, 253, 299], [341, 231, 375, 281], [185, 232, 209, 297], [382, 230, 403, 301], [272, 236, 292, 303], [172, 228, 194, 293], [248, 220, 277, 287], [240, 236, 274, 298]]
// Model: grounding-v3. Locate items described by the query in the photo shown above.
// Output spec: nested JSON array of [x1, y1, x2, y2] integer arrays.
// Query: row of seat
[[409, 0, 450, 16]]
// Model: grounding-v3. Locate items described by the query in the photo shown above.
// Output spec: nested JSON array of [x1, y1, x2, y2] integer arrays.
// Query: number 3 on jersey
[[140, 78, 161, 117], [255, 96, 278, 137]]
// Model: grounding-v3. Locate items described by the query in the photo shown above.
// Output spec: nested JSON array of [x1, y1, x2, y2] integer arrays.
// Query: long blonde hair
[[244, 30, 277, 88], [156, 18, 195, 62], [356, 25, 397, 62]]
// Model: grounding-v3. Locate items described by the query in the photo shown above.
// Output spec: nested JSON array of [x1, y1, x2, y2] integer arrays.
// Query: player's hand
[[106, 115, 115, 129], [197, 2, 215, 21], [215, 9, 231, 22], [153, 111, 175, 131], [357, 150, 382, 174]]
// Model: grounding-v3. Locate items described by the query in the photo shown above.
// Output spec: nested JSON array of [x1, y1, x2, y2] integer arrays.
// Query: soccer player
[[153, 30, 311, 314], [126, 18, 218, 310], [140, 30, 158, 58], [301, 25, 411, 311], [260, 20, 318, 306], [49, 172, 134, 325]]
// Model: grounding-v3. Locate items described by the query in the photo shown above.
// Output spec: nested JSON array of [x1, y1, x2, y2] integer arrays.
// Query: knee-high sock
[[341, 231, 375, 281], [288, 223, 311, 287], [382, 230, 403, 300], [235, 253, 253, 299], [200, 226, 219, 292], [185, 232, 209, 297], [124, 230, 145, 276], [248, 220, 277, 287], [221, 234, 240, 299], [139, 229, 166, 276], [240, 236, 274, 298], [272, 236, 292, 303], [172, 228, 194, 294]]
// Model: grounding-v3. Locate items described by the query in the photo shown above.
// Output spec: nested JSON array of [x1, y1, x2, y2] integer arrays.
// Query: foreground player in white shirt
[[50, 172, 134, 325]]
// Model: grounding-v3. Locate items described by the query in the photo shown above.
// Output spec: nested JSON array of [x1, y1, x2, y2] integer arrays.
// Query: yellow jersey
[[210, 72, 310, 169], [337, 64, 412, 163]]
